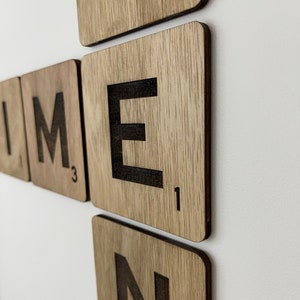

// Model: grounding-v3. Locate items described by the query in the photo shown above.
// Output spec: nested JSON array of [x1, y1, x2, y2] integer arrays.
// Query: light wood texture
[[76, 0, 208, 45], [82, 22, 210, 241], [0, 77, 30, 181], [21, 60, 87, 201], [93, 215, 211, 300]]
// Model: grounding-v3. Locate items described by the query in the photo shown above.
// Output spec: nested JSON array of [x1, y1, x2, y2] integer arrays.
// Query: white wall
[[0, 0, 300, 299]]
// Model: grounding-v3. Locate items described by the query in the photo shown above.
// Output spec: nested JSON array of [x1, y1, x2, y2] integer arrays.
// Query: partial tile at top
[[76, 0, 208, 46]]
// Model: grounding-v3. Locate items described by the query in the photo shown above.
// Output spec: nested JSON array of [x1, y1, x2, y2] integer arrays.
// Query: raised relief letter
[[107, 78, 163, 188], [33, 92, 69, 168]]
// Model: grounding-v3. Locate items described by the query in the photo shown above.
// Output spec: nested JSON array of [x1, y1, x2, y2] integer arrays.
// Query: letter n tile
[[92, 215, 211, 299]]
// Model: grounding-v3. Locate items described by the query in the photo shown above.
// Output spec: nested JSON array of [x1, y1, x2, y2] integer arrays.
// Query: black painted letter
[[155, 272, 169, 300], [107, 78, 163, 188], [33, 92, 69, 168], [115, 253, 170, 300], [2, 101, 11, 155], [115, 253, 144, 300]]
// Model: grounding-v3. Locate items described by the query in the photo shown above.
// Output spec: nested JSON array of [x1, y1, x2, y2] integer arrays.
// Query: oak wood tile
[[21, 60, 88, 201], [93, 215, 211, 300], [76, 0, 208, 45], [82, 22, 210, 241], [0, 77, 30, 181]]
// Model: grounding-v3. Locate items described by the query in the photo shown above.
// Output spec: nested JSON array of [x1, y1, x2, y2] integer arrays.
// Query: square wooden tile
[[82, 22, 210, 241], [93, 215, 211, 299], [0, 77, 30, 181], [76, 0, 208, 45], [21, 60, 88, 201]]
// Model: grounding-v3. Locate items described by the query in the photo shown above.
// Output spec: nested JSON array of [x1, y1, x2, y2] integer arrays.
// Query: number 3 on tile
[[71, 165, 78, 183]]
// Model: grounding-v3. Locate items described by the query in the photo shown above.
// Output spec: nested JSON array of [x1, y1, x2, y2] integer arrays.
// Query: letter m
[[33, 92, 69, 168]]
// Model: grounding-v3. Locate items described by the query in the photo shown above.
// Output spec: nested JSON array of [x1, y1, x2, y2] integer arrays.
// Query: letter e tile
[[82, 22, 211, 241]]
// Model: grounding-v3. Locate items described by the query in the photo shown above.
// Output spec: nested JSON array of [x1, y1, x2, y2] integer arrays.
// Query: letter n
[[115, 253, 169, 299], [33, 92, 69, 168]]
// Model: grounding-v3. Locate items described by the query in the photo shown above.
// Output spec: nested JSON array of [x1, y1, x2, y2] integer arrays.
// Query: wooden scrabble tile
[[82, 22, 210, 241], [0, 77, 30, 181], [77, 0, 208, 45], [21, 60, 88, 201], [93, 215, 211, 300]]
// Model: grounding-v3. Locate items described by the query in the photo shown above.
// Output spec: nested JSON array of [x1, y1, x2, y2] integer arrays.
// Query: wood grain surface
[[21, 60, 88, 201], [82, 22, 211, 241], [93, 215, 211, 299], [0, 77, 30, 181], [76, 0, 208, 45]]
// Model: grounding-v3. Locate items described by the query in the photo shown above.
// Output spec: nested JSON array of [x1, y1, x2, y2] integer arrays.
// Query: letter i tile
[[0, 77, 30, 181], [92, 215, 211, 299], [82, 22, 211, 241], [21, 60, 88, 201]]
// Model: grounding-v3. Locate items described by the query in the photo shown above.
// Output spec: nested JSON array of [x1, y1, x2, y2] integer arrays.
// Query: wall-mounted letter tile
[[21, 60, 88, 201], [0, 77, 30, 181], [82, 22, 211, 241], [93, 215, 211, 299], [76, 0, 208, 45]]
